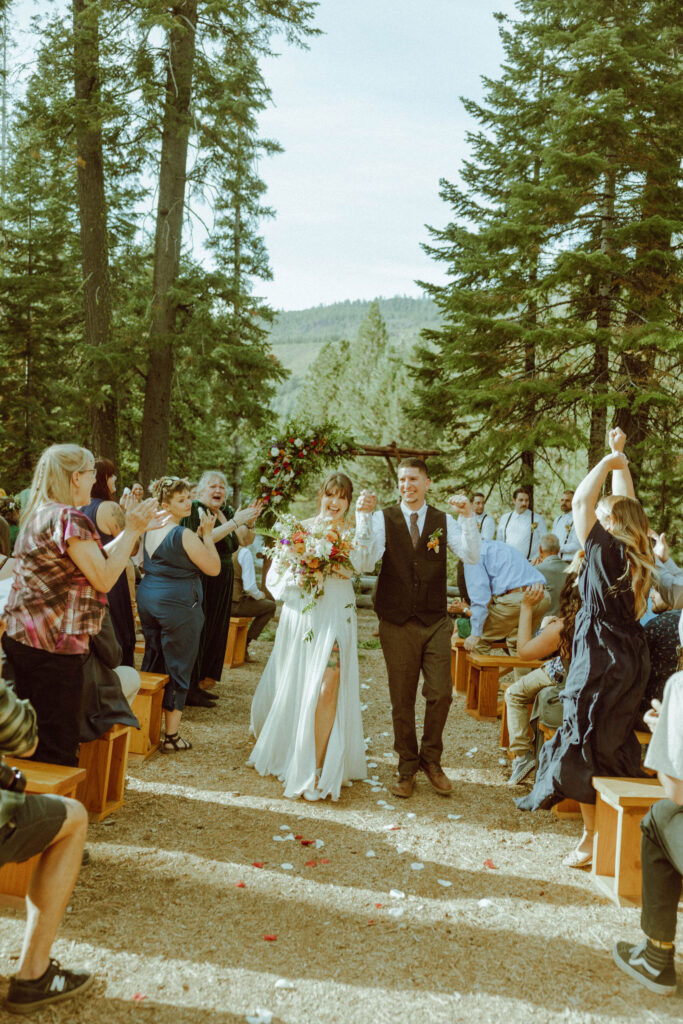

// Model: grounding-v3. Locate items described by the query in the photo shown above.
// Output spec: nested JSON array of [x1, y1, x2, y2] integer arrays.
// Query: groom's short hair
[[398, 457, 429, 477]]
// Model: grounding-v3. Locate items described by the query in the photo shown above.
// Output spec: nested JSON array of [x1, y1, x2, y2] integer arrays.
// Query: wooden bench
[[0, 760, 87, 905], [129, 672, 169, 761], [465, 652, 543, 723], [450, 637, 468, 695], [591, 776, 665, 907], [77, 723, 131, 822], [224, 616, 251, 668]]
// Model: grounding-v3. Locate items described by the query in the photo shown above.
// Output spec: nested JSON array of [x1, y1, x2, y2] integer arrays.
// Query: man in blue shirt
[[463, 539, 550, 655]]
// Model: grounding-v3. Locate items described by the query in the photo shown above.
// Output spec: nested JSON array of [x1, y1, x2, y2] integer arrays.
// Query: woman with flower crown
[[248, 472, 367, 801]]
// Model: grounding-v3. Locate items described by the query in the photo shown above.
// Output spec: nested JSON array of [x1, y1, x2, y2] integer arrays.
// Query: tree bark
[[587, 161, 616, 468], [139, 0, 198, 486], [73, 0, 118, 462]]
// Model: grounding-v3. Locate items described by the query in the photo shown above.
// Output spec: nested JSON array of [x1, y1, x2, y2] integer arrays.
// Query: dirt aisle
[[0, 610, 680, 1023]]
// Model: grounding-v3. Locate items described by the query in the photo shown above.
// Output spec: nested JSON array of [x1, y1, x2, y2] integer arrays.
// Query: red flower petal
[[295, 835, 303, 840], [235, 882, 246, 888], [305, 859, 317, 867], [252, 862, 264, 868], [301, 839, 314, 846], [264, 934, 277, 941], [483, 859, 497, 870]]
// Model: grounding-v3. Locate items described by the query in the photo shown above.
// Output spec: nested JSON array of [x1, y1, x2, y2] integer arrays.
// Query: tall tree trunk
[[73, 0, 118, 462], [139, 1, 198, 486], [587, 161, 616, 467]]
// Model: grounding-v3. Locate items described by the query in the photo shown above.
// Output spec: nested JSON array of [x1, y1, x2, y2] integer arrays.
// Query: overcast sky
[[10, 0, 520, 310]]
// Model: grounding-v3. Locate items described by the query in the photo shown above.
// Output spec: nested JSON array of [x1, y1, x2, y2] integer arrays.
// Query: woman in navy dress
[[517, 429, 654, 868], [81, 459, 136, 665], [137, 478, 221, 750]]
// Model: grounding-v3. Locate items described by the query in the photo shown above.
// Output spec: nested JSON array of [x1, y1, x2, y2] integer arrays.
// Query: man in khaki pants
[[463, 538, 550, 656]]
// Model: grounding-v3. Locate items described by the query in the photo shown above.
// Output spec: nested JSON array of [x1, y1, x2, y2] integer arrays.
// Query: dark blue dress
[[137, 526, 204, 712], [517, 521, 649, 809], [81, 498, 136, 666]]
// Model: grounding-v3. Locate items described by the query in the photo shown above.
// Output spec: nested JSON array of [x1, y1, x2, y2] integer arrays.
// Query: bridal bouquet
[[269, 514, 355, 605]]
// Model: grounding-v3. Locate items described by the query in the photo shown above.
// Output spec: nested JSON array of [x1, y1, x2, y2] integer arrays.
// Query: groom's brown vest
[[374, 505, 448, 626]]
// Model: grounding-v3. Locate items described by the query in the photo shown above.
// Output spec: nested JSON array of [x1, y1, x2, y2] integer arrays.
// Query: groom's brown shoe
[[391, 775, 415, 798], [420, 762, 452, 795]]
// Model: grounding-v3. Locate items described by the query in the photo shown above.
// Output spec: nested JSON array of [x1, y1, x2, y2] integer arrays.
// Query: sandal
[[162, 732, 192, 752], [562, 847, 592, 869]]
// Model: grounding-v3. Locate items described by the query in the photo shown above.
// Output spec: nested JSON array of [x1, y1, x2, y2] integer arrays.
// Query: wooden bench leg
[[455, 646, 467, 695]]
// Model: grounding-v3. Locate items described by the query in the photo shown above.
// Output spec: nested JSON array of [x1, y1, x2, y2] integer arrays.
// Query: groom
[[355, 459, 481, 798]]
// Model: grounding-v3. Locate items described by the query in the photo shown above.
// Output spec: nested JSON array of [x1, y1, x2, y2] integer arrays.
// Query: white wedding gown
[[248, 548, 367, 800]]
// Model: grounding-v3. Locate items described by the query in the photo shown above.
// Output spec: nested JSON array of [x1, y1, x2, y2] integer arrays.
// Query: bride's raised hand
[[356, 490, 377, 514]]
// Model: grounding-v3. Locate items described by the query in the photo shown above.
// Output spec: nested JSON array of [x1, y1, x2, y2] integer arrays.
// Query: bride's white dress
[[248, 539, 367, 800]]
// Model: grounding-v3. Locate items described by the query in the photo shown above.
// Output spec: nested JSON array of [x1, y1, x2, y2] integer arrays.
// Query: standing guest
[[497, 488, 547, 562], [471, 493, 496, 540], [181, 471, 260, 706], [1, 444, 158, 766], [81, 458, 136, 666], [613, 673, 683, 996], [130, 482, 144, 505], [231, 531, 276, 662], [517, 428, 654, 868], [355, 459, 481, 799], [552, 490, 580, 562], [536, 534, 568, 616], [505, 573, 581, 785], [137, 477, 220, 750], [463, 538, 550, 655]]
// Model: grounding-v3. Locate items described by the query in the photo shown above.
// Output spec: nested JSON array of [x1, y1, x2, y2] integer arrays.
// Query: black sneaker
[[613, 939, 677, 996], [6, 959, 94, 1014]]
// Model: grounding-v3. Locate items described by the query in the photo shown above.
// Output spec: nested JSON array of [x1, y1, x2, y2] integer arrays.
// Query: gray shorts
[[0, 794, 67, 867]]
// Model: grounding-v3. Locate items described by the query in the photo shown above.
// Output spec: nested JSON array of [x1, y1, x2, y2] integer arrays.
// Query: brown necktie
[[410, 512, 420, 548]]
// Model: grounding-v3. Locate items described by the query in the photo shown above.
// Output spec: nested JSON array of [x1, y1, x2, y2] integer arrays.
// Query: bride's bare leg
[[314, 644, 341, 772]]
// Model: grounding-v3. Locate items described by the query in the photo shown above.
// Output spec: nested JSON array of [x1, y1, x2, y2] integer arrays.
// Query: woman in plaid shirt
[[2, 444, 159, 766]]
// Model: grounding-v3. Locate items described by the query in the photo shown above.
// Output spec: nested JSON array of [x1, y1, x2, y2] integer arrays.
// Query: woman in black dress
[[81, 459, 136, 666], [517, 429, 654, 867]]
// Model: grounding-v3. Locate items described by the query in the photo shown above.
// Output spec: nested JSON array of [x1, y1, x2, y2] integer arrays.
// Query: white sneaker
[[507, 751, 536, 785]]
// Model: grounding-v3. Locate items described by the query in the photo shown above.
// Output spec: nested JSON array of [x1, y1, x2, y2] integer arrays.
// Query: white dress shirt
[[354, 502, 481, 571], [496, 509, 547, 561], [237, 546, 263, 599], [552, 511, 580, 562], [475, 511, 496, 541]]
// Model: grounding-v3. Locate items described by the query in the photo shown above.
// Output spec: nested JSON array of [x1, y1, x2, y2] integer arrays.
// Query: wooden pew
[[77, 723, 131, 822], [0, 761, 86, 906], [224, 616, 251, 668], [129, 672, 169, 761], [465, 651, 543, 723], [450, 636, 468, 695], [591, 776, 665, 907]]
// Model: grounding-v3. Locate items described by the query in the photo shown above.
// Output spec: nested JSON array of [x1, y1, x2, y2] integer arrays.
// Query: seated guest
[[552, 490, 580, 562], [231, 531, 276, 662], [463, 538, 550, 655], [613, 672, 683, 996], [505, 571, 581, 785], [536, 533, 567, 615], [496, 488, 547, 562], [639, 590, 682, 723], [471, 493, 496, 539]]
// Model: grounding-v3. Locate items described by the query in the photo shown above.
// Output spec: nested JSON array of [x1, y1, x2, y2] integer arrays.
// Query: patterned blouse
[[4, 503, 107, 655]]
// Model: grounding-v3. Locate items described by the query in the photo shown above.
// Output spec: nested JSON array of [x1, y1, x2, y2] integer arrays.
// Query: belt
[[495, 587, 523, 598]]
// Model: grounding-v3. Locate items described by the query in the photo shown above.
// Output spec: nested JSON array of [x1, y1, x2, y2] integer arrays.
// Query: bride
[[248, 472, 367, 801]]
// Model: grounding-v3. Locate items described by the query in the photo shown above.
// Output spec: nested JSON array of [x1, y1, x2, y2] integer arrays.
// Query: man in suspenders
[[497, 488, 547, 563], [471, 493, 496, 540]]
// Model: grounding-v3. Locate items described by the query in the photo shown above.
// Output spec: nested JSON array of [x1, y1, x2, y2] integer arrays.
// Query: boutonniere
[[530, 520, 538, 533], [427, 527, 443, 553]]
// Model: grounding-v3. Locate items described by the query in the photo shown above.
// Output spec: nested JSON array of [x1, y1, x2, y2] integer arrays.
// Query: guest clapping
[[137, 477, 220, 751], [2, 444, 159, 765]]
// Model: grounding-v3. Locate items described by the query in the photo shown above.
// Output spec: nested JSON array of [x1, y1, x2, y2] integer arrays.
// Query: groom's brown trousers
[[378, 615, 453, 778]]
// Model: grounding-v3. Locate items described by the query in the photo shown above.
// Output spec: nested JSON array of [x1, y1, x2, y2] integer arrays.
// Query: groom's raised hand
[[356, 490, 377, 514], [448, 493, 473, 517]]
